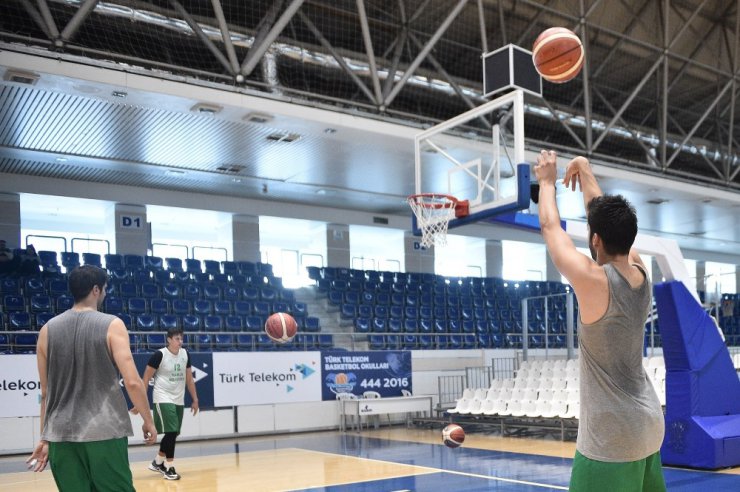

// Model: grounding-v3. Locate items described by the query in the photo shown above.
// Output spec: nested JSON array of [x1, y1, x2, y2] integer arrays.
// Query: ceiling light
[[166, 169, 186, 175], [266, 132, 301, 143], [190, 103, 222, 115], [324, 128, 337, 134], [700, 198, 712, 203], [111, 91, 128, 98], [243, 112, 273, 124], [646, 198, 669, 205], [55, 157, 67, 163], [3, 69, 39, 85], [232, 178, 242, 183], [316, 189, 327, 195]]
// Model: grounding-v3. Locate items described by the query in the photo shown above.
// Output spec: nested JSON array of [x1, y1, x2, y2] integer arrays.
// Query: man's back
[[42, 310, 133, 442], [577, 263, 664, 462]]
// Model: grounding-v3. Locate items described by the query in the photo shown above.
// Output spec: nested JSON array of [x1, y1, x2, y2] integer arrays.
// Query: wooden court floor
[[0, 427, 739, 491]]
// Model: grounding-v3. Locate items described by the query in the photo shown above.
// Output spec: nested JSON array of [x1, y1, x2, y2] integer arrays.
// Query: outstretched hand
[[563, 156, 589, 192], [534, 150, 558, 186]]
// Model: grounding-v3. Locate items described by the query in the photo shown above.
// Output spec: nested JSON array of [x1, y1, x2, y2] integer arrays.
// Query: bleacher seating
[[0, 254, 327, 354]]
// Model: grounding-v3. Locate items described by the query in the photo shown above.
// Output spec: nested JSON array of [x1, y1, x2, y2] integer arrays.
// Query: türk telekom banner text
[[211, 351, 322, 406], [0, 354, 41, 417]]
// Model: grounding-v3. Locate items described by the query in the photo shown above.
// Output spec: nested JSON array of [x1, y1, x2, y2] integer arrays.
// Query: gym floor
[[0, 427, 738, 491]]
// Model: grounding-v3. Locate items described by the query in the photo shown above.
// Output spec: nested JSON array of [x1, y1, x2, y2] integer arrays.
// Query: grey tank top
[[42, 310, 133, 442], [577, 263, 664, 462]]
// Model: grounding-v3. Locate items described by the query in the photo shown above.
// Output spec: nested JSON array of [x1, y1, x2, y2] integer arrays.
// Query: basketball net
[[407, 194, 462, 248]]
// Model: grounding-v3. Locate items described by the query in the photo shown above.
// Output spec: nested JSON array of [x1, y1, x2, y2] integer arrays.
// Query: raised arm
[[535, 151, 599, 289]]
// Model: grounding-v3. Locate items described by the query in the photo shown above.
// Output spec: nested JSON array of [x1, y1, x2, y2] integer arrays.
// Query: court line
[[295, 448, 568, 491]]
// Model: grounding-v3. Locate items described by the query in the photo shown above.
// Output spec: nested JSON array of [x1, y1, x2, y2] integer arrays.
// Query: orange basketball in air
[[532, 27, 584, 83]]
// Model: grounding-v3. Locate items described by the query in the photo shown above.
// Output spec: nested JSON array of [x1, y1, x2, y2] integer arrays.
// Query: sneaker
[[148, 460, 166, 474], [163, 467, 181, 480]]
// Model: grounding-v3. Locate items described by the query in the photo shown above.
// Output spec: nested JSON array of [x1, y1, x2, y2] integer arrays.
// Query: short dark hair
[[69, 265, 108, 303], [166, 328, 184, 340], [587, 194, 638, 256]]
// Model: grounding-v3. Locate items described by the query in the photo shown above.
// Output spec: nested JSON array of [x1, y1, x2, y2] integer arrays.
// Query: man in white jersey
[[534, 151, 666, 491], [141, 327, 198, 480]]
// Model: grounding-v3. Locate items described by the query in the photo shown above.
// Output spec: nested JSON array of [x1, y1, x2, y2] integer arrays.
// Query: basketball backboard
[[412, 89, 531, 236]]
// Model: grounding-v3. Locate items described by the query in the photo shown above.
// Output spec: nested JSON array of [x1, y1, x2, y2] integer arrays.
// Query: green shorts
[[48, 437, 133, 492], [153, 402, 184, 434], [569, 450, 667, 492]]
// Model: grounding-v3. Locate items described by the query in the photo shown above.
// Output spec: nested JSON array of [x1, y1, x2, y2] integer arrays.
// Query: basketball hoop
[[408, 194, 469, 248]]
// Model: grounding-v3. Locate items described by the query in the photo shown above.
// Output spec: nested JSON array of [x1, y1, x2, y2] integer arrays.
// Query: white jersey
[[149, 347, 190, 405]]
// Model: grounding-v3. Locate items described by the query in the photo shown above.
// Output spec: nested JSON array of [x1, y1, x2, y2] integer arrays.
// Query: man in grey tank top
[[26, 265, 158, 491], [534, 151, 666, 491]]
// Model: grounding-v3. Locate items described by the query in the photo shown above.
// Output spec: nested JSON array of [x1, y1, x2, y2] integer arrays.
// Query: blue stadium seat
[[135, 314, 157, 331], [374, 305, 389, 318], [182, 314, 202, 331], [9, 312, 32, 330], [23, 277, 45, 295], [213, 300, 232, 315], [436, 335, 449, 349], [182, 283, 201, 300], [193, 300, 213, 316], [238, 261, 257, 276], [222, 261, 239, 276], [244, 316, 263, 332], [159, 282, 178, 299], [38, 250, 59, 270], [389, 306, 404, 319], [385, 335, 400, 350], [357, 304, 373, 319], [127, 298, 147, 315], [124, 254, 144, 271], [149, 299, 169, 315], [419, 319, 433, 334], [340, 304, 357, 321], [272, 301, 290, 313], [369, 335, 385, 350], [317, 334, 333, 348], [203, 260, 221, 276], [203, 284, 221, 301], [145, 333, 166, 350], [3, 294, 24, 312], [477, 333, 491, 348], [433, 320, 447, 333], [172, 271, 190, 283], [0, 278, 21, 294], [47, 279, 68, 297], [463, 334, 477, 348], [14, 333, 38, 353], [449, 335, 463, 349], [418, 335, 434, 349], [354, 317, 370, 333], [159, 314, 179, 330], [61, 252, 80, 271], [104, 254, 124, 270], [304, 317, 320, 332], [403, 319, 419, 333], [253, 301, 271, 317], [100, 296, 122, 315], [204, 315, 223, 331], [241, 286, 259, 301], [448, 320, 461, 333], [223, 285, 239, 302], [170, 299, 190, 316], [461, 320, 475, 333], [225, 315, 243, 332], [35, 312, 55, 329], [237, 334, 254, 350], [233, 301, 251, 317], [402, 335, 417, 349], [387, 318, 402, 333], [29, 294, 51, 313], [211, 273, 229, 286], [81, 253, 101, 267], [375, 292, 391, 305], [214, 334, 233, 350], [292, 302, 307, 316], [118, 282, 138, 298], [145, 256, 163, 270], [372, 318, 388, 333], [260, 288, 278, 301], [163, 257, 183, 272], [139, 283, 159, 299]]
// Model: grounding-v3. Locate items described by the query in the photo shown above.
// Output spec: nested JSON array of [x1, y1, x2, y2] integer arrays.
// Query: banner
[[0, 354, 41, 417], [321, 350, 412, 400], [123, 352, 214, 409], [212, 351, 322, 406]]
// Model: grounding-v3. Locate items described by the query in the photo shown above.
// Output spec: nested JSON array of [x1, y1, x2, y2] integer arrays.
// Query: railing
[[71, 237, 110, 254]]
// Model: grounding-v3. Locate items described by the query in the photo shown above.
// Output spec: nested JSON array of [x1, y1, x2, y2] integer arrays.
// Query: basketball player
[[26, 265, 157, 491], [534, 150, 666, 491], [140, 327, 199, 480]]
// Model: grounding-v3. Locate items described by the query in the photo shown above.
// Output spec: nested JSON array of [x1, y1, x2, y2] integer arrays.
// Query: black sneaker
[[163, 467, 181, 480], [148, 460, 166, 474]]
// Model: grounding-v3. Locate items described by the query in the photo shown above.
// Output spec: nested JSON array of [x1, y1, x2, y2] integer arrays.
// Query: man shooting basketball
[[139, 327, 199, 481], [534, 150, 666, 491]]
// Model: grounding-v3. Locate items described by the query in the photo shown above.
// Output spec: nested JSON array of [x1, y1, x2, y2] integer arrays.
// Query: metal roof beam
[[384, 0, 468, 109], [169, 0, 234, 75], [240, 0, 305, 77], [210, 0, 240, 76], [60, 0, 98, 43], [356, 0, 383, 106], [18, 0, 52, 39]]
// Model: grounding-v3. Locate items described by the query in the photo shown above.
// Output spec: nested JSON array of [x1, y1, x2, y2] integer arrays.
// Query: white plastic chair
[[490, 378, 504, 390], [529, 400, 548, 418], [447, 398, 471, 415], [501, 378, 516, 389], [489, 399, 508, 416], [337, 392, 359, 430], [508, 400, 525, 417], [362, 391, 385, 428], [480, 398, 497, 415], [467, 399, 484, 415], [551, 378, 567, 391]]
